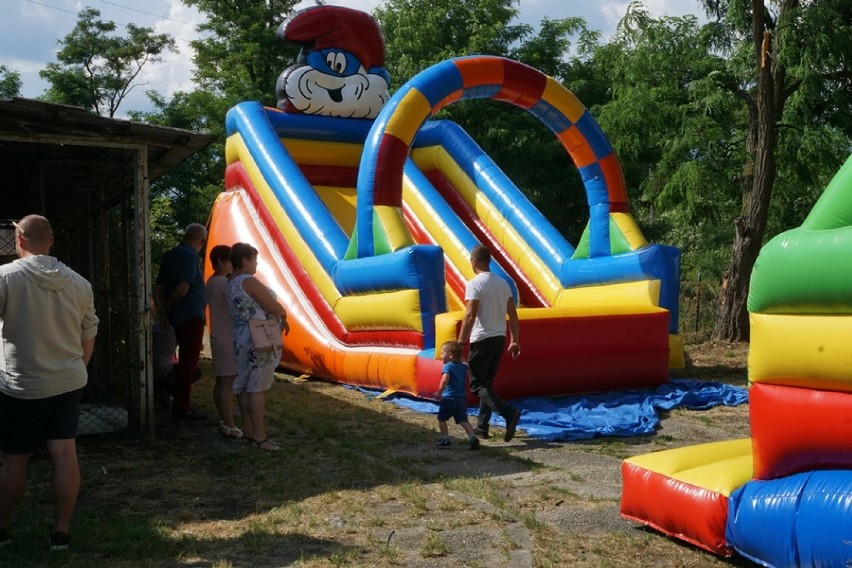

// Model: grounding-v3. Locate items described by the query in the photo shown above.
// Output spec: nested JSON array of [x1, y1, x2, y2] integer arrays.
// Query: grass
[[0, 345, 755, 567]]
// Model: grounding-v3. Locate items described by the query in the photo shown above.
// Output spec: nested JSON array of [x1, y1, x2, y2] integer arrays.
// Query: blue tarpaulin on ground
[[357, 379, 748, 441]]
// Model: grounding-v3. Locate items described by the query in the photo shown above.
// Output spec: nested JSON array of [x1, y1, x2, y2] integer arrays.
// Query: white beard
[[284, 65, 389, 119]]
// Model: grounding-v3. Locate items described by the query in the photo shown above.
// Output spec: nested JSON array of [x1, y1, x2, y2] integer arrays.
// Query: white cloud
[[133, 0, 206, 106]]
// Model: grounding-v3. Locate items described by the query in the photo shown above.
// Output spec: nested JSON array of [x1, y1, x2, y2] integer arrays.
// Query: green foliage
[[138, 0, 305, 260], [375, 0, 528, 86], [766, 0, 852, 238], [184, 0, 301, 105], [582, 5, 745, 279], [0, 65, 22, 98], [131, 89, 226, 256], [38, 8, 177, 117]]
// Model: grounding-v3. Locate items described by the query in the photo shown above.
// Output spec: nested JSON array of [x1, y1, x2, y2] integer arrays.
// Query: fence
[[679, 275, 721, 341]]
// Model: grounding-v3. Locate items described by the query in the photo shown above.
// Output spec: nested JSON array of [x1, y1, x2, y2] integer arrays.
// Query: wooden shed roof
[[0, 97, 216, 218]]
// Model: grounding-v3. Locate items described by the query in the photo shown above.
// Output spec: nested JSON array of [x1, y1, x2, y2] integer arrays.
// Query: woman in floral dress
[[227, 243, 289, 452]]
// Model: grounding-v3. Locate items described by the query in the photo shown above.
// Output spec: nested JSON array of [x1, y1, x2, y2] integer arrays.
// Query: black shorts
[[0, 388, 84, 454], [437, 396, 470, 424]]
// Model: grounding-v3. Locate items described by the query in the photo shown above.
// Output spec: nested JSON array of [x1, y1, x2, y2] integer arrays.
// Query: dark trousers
[[468, 335, 513, 430], [172, 317, 205, 415]]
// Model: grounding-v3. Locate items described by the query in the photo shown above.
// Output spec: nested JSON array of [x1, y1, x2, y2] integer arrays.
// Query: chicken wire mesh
[[0, 139, 144, 435]]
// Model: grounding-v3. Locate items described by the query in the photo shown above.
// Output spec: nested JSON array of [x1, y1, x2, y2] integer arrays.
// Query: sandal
[[218, 423, 243, 439], [254, 438, 280, 452], [241, 435, 255, 446]]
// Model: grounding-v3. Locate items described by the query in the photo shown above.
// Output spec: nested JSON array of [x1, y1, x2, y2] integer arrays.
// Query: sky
[[4, 0, 705, 117]]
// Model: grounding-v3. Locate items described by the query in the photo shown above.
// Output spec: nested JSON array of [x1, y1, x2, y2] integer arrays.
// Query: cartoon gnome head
[[275, 5, 391, 119]]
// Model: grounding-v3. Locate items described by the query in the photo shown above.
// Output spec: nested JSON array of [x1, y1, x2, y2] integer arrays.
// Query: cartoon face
[[276, 55, 390, 119], [276, 5, 391, 119]]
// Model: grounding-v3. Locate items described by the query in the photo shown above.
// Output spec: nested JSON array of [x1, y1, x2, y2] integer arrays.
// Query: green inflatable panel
[[749, 155, 852, 313]]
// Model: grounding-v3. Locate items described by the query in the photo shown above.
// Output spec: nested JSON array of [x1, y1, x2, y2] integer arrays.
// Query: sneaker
[[468, 435, 480, 450], [473, 427, 490, 439], [49, 531, 70, 551], [435, 437, 451, 448], [0, 527, 10, 547], [504, 408, 522, 442]]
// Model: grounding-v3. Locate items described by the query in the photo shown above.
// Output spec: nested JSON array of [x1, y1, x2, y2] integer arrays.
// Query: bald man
[[154, 223, 208, 421], [0, 214, 99, 550]]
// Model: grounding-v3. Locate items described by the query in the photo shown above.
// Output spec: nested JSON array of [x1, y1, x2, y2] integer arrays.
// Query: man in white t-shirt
[[457, 245, 521, 442]]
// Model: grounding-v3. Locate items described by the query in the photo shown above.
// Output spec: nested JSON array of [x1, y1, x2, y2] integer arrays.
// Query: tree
[[131, 89, 225, 253], [534, 2, 850, 338], [183, 0, 301, 105], [587, 6, 744, 277], [136, 0, 303, 250], [376, 0, 529, 85], [700, 0, 852, 341], [0, 65, 22, 98], [39, 8, 176, 117]]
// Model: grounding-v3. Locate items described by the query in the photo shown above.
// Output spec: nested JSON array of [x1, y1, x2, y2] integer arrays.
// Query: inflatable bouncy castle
[[620, 155, 852, 566], [206, 6, 684, 400]]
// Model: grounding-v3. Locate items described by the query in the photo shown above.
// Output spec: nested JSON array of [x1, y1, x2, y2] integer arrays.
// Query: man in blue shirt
[[154, 224, 207, 421]]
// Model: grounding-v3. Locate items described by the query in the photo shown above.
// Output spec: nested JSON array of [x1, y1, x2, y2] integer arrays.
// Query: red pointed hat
[[279, 5, 386, 70]]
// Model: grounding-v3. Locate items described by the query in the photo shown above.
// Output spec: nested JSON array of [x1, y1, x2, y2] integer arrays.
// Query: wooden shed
[[0, 98, 215, 437]]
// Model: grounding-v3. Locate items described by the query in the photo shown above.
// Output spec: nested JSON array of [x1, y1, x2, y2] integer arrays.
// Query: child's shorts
[[437, 396, 470, 424]]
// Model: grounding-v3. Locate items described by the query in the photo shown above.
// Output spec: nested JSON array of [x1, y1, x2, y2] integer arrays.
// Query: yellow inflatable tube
[[749, 312, 852, 392]]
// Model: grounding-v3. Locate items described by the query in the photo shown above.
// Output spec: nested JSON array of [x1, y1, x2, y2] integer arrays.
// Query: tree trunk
[[712, 0, 794, 342]]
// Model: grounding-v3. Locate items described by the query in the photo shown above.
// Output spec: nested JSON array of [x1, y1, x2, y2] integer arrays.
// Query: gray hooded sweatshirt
[[0, 255, 99, 399]]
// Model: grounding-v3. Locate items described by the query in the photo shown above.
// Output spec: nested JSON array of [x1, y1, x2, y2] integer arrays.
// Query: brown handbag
[[248, 319, 282, 353]]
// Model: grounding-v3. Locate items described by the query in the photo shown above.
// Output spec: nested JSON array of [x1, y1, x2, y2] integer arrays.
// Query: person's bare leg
[[248, 391, 267, 441], [460, 420, 480, 449], [238, 391, 253, 441], [215, 375, 237, 429], [213, 377, 223, 420], [460, 421, 475, 437], [248, 391, 278, 451], [46, 439, 79, 534], [0, 452, 31, 530]]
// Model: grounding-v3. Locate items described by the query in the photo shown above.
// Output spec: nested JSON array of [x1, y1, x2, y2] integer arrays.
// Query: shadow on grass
[[0, 511, 354, 567], [3, 361, 534, 566]]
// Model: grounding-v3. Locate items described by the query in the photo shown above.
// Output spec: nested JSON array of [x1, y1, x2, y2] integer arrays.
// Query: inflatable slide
[[620, 154, 852, 565], [206, 6, 683, 400]]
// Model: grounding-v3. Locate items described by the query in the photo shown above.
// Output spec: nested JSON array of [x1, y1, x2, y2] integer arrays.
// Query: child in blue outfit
[[435, 340, 480, 450]]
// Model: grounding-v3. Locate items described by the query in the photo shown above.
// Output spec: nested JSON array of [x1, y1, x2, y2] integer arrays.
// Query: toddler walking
[[435, 340, 479, 450]]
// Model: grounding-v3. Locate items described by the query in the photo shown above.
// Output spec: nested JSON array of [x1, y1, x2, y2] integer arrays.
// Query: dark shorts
[[437, 396, 470, 424], [0, 388, 84, 454]]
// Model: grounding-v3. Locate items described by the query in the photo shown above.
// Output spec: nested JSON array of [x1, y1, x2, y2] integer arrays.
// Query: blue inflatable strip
[[353, 379, 748, 441]]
